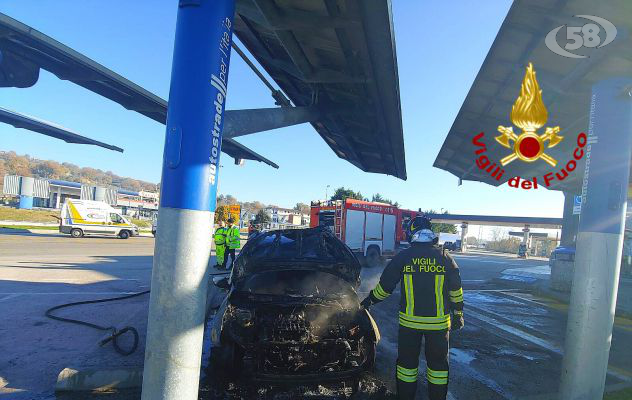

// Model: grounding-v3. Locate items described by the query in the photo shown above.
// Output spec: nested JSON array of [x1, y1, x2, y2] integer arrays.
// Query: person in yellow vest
[[214, 221, 227, 269], [222, 218, 240, 270]]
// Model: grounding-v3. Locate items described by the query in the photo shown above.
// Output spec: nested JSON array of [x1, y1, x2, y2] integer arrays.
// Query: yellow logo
[[496, 63, 563, 167]]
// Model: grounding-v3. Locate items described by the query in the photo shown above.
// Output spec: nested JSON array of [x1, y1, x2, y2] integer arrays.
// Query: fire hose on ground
[[45, 290, 150, 356]]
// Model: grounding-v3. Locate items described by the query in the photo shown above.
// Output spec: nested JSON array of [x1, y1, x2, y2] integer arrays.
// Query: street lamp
[[325, 185, 331, 200]]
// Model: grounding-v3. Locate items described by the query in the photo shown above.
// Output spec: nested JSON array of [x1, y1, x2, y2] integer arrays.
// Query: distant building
[[263, 207, 310, 229], [2, 175, 158, 218]]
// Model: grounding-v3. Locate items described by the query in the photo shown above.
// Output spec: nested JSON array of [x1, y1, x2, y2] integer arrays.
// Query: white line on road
[[467, 306, 631, 382], [467, 308, 560, 353], [0, 293, 22, 302]]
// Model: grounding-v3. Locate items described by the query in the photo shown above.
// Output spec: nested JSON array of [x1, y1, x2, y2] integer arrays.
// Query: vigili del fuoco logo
[[472, 63, 587, 190]]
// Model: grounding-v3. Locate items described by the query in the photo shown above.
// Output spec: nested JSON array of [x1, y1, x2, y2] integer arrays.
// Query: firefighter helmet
[[410, 229, 437, 244], [408, 215, 432, 236], [407, 215, 436, 244]]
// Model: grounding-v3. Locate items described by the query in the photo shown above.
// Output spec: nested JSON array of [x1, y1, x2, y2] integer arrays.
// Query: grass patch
[[0, 206, 59, 223], [131, 218, 151, 228], [604, 387, 632, 400], [0, 224, 58, 231]]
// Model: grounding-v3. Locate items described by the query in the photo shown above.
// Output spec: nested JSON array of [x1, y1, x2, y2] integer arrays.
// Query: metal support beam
[[460, 223, 468, 253], [141, 1, 235, 399], [560, 78, 632, 400], [522, 225, 530, 246], [223, 106, 319, 138]]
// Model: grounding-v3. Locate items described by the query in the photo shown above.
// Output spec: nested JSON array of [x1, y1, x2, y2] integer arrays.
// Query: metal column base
[[560, 231, 624, 399], [141, 207, 213, 400]]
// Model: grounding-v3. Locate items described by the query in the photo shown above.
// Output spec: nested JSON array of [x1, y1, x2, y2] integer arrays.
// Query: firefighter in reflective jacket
[[222, 218, 241, 270], [214, 221, 227, 269], [361, 216, 464, 400]]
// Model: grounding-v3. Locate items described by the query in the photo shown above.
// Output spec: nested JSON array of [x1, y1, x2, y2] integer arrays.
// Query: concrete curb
[[56, 367, 143, 391]]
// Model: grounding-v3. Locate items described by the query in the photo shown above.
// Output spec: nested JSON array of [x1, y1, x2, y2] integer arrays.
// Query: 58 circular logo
[[545, 15, 617, 59]]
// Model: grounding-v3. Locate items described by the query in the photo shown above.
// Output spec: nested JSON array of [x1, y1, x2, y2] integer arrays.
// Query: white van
[[60, 199, 139, 239]]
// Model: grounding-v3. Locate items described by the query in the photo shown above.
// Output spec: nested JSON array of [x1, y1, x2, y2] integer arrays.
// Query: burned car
[[210, 226, 380, 384]]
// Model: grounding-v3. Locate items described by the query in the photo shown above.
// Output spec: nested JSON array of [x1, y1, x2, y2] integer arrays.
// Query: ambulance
[[60, 199, 139, 239]]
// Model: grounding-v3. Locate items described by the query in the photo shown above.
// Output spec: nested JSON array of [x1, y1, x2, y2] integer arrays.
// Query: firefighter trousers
[[396, 326, 449, 400], [215, 244, 225, 267]]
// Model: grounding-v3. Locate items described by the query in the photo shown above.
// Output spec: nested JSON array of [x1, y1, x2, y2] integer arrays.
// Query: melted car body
[[210, 227, 380, 383]]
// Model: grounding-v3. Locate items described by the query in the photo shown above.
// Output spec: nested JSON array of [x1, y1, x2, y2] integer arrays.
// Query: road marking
[[467, 307, 632, 383], [501, 291, 632, 334], [0, 294, 21, 302]]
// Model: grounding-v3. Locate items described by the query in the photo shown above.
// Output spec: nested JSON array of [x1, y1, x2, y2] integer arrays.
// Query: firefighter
[[214, 221, 227, 269], [222, 217, 241, 270], [361, 216, 464, 400]]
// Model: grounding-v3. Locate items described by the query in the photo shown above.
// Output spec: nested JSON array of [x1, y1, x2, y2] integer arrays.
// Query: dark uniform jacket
[[368, 243, 464, 330]]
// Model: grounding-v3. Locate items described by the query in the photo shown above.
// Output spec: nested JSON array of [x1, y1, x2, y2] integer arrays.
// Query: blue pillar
[[560, 78, 632, 399], [18, 176, 34, 209], [18, 195, 33, 209], [141, 1, 235, 399]]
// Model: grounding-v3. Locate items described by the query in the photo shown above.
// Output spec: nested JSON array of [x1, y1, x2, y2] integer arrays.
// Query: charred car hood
[[232, 269, 360, 304]]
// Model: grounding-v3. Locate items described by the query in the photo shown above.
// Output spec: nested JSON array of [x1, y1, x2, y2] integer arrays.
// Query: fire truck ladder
[[334, 200, 343, 240]]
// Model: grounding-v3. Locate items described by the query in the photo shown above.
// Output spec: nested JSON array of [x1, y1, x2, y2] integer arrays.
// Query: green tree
[[253, 209, 271, 225], [423, 209, 457, 234], [371, 193, 399, 207], [294, 202, 310, 214], [330, 187, 365, 201]]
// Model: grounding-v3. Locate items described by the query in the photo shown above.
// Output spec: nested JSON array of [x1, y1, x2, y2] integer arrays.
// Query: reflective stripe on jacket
[[369, 243, 463, 330], [226, 226, 240, 249], [214, 227, 226, 245]]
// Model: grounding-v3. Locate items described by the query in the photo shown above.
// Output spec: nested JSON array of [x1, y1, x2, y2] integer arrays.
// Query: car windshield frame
[[232, 227, 360, 284]]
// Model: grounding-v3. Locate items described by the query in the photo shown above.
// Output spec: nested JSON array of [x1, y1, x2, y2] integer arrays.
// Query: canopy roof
[[434, 0, 632, 192], [0, 12, 277, 168], [233, 0, 406, 179], [0, 107, 123, 152], [0, 1, 406, 177]]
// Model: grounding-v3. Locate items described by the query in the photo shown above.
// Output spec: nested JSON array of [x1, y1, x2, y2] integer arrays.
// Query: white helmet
[[410, 229, 436, 243]]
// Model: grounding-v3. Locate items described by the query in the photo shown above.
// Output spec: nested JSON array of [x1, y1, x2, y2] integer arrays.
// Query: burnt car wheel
[[209, 338, 243, 379], [365, 340, 377, 371]]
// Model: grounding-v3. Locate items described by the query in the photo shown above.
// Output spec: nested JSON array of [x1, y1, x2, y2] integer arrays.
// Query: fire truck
[[310, 199, 421, 267]]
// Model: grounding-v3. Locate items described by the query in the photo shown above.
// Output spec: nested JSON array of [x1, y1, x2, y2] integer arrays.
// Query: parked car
[[209, 226, 380, 386]]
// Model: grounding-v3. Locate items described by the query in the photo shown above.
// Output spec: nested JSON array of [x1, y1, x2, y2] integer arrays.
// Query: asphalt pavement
[[2, 233, 632, 399]]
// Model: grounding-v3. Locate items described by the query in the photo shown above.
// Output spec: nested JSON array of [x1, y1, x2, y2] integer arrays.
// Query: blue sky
[[0, 1, 565, 224]]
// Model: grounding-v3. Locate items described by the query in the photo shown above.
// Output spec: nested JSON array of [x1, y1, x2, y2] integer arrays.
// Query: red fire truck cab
[[310, 199, 421, 267]]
